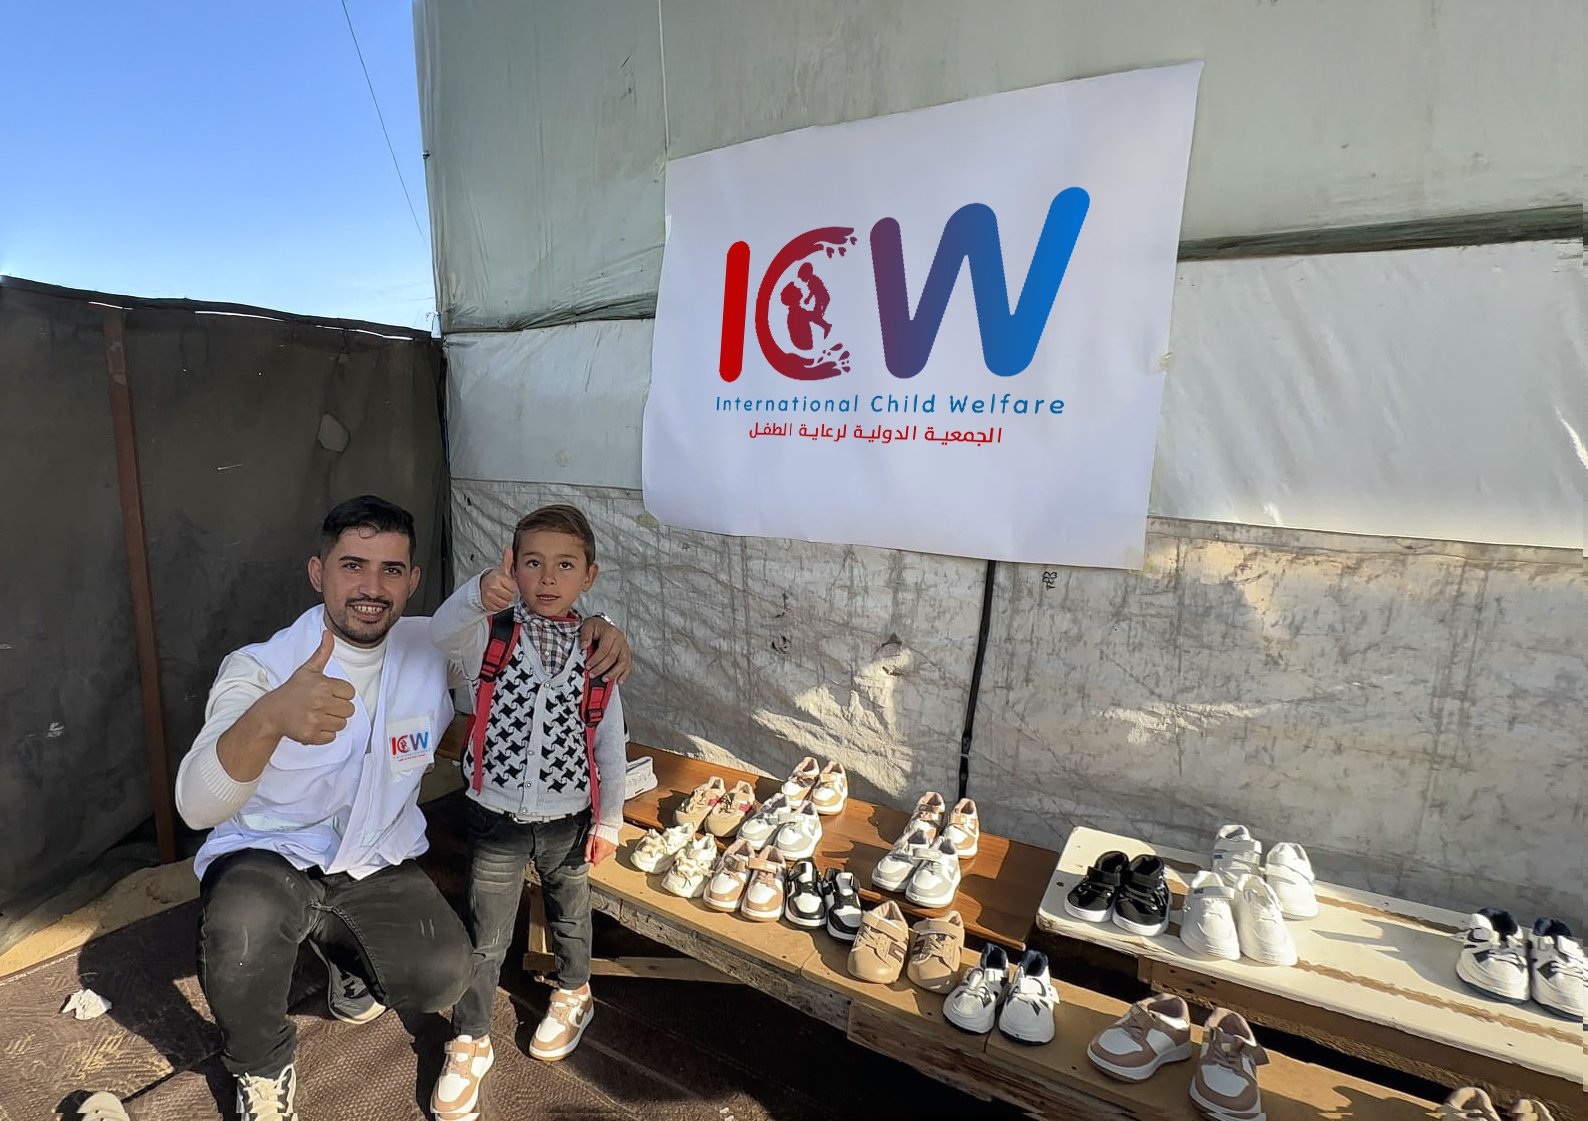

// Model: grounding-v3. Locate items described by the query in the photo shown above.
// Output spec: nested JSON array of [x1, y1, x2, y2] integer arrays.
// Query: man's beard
[[328, 597, 399, 645]]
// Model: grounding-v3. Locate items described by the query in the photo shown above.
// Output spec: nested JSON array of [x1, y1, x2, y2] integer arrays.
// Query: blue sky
[[1, 2, 436, 330]]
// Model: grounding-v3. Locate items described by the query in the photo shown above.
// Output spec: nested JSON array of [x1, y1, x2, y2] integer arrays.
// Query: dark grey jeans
[[452, 800, 593, 1036], [197, 848, 472, 1077]]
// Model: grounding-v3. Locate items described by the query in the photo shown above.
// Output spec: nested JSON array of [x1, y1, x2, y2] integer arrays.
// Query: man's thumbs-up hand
[[479, 544, 519, 613], [262, 629, 357, 746]]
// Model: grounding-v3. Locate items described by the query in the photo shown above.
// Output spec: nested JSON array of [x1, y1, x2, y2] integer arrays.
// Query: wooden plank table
[[622, 742, 1057, 951], [1036, 827, 1584, 1120]]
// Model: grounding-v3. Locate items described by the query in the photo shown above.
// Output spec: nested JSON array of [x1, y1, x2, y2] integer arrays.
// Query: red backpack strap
[[580, 670, 612, 828], [466, 609, 519, 793]]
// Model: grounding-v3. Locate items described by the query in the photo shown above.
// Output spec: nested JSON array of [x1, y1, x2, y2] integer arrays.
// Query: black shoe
[[1111, 854, 1171, 937], [1064, 850, 1128, 923], [236, 1062, 298, 1121], [821, 869, 864, 941], [784, 860, 827, 928], [308, 941, 387, 1025]]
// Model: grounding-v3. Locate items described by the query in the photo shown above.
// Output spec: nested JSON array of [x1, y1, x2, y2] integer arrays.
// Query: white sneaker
[[630, 823, 694, 873], [1180, 871, 1241, 961], [1086, 994, 1193, 1082], [771, 800, 823, 860], [1263, 842, 1318, 920], [904, 835, 962, 908], [1527, 918, 1585, 1019], [660, 833, 717, 898], [737, 792, 795, 849], [943, 944, 1010, 1035], [1456, 909, 1529, 1002], [997, 949, 1058, 1045], [1233, 873, 1297, 966], [871, 823, 937, 893], [1211, 824, 1262, 885]]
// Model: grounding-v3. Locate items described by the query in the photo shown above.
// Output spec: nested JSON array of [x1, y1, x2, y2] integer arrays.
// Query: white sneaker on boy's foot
[[431, 1035, 494, 1121]]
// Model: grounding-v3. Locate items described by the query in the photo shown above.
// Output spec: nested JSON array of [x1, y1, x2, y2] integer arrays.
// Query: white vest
[[194, 606, 453, 879]]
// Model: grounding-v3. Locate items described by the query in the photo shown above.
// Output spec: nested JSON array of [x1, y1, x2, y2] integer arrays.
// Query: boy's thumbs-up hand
[[263, 629, 357, 746], [479, 544, 519, 613]]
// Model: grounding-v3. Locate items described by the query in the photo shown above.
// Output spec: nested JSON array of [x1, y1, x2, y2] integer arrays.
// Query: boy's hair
[[320, 495, 416, 558], [513, 504, 597, 566]]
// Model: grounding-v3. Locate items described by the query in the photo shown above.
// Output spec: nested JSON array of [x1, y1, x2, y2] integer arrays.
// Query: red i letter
[[718, 241, 751, 382]]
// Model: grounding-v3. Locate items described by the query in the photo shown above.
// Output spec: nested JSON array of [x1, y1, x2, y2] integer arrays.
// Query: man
[[175, 496, 631, 1121]]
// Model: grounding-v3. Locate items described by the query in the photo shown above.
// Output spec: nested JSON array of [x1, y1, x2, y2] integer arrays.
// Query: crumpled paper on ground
[[61, 988, 112, 1020]]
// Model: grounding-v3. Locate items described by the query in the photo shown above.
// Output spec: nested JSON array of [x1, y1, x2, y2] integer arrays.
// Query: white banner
[[644, 63, 1201, 568]]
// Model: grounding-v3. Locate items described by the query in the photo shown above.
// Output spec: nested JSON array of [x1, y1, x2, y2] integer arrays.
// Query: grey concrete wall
[[452, 480, 1586, 926]]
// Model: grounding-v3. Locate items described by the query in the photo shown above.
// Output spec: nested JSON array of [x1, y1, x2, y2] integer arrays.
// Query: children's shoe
[[944, 944, 1010, 1034], [942, 798, 980, 858], [1526, 918, 1584, 1019], [900, 791, 947, 838], [1210, 824, 1263, 885], [1065, 850, 1128, 923], [661, 833, 716, 898], [1505, 1100, 1558, 1121], [847, 900, 910, 983], [622, 755, 657, 801], [703, 839, 756, 912], [871, 823, 937, 893], [997, 949, 1058, 1045], [904, 835, 962, 908], [739, 848, 787, 922], [822, 869, 864, 941], [737, 792, 798, 849], [1087, 994, 1193, 1082], [235, 1063, 297, 1121], [1263, 842, 1318, 920], [1188, 1009, 1268, 1121], [431, 1035, 494, 1121], [1233, 873, 1298, 966], [906, 911, 964, 994], [772, 800, 823, 861], [783, 859, 826, 928], [780, 756, 821, 803], [76, 1092, 131, 1121], [703, 780, 757, 838], [1180, 871, 1241, 961], [674, 776, 727, 830], [1112, 854, 1171, 937], [1456, 908, 1529, 1002], [1441, 1087, 1503, 1121], [809, 761, 849, 815], [529, 988, 594, 1061], [630, 823, 695, 873]]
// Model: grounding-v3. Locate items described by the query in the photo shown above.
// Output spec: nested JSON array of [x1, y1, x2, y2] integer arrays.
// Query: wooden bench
[[1037, 827, 1584, 1120]]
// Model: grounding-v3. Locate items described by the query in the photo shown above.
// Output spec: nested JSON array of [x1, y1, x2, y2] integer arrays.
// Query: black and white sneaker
[[1112, 854, 1171, 937], [1065, 850, 1128, 923], [1455, 908, 1529, 1002], [821, 869, 864, 941], [784, 860, 827, 929], [1527, 918, 1584, 1019], [236, 1062, 297, 1121], [308, 941, 387, 1025]]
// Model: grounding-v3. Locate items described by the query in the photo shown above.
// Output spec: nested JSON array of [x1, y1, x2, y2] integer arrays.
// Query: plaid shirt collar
[[513, 603, 581, 676]]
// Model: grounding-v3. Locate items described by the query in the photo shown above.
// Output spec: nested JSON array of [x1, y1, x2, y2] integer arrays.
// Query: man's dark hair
[[513, 504, 597, 566], [319, 495, 417, 558]]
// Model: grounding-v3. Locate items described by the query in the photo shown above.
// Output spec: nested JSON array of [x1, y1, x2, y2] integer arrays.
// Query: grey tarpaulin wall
[[0, 277, 448, 948]]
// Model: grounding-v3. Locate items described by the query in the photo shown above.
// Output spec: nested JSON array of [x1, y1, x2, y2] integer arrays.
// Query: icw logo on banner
[[717, 189, 1090, 383]]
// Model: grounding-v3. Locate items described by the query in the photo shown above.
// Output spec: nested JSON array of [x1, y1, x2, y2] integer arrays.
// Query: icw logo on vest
[[389, 730, 431, 757], [717, 188, 1090, 383]]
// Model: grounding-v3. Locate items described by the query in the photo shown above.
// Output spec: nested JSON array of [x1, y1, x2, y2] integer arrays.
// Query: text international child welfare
[[715, 393, 1064, 416]]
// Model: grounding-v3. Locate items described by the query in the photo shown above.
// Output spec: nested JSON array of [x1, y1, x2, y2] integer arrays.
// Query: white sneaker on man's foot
[[431, 1035, 494, 1121], [236, 1062, 297, 1121], [530, 987, 595, 1061]]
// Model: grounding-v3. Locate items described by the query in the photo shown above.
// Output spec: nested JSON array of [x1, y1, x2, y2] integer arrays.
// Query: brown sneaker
[[529, 988, 594, 1061], [703, 839, 756, 911], [906, 911, 964, 993], [703, 780, 757, 837], [1188, 1008, 1268, 1120], [780, 756, 821, 803], [848, 900, 910, 983], [738, 847, 787, 922], [674, 776, 727, 830], [902, 791, 947, 837], [430, 1035, 494, 1120], [943, 798, 980, 858], [1086, 994, 1193, 1082]]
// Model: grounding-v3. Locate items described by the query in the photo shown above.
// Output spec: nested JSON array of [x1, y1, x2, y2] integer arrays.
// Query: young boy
[[428, 504, 627, 1121]]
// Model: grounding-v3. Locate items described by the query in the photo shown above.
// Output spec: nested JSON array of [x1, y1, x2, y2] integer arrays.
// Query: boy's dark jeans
[[452, 800, 592, 1037], [197, 848, 472, 1078]]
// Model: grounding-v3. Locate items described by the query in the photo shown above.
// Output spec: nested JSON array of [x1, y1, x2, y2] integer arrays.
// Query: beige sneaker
[[739, 847, 787, 921], [780, 756, 821, 803], [906, 911, 964, 993], [529, 988, 594, 1061], [943, 798, 980, 858], [703, 779, 757, 837], [848, 900, 910, 983], [902, 791, 947, 837], [431, 1035, 494, 1120], [674, 776, 727, 830], [630, 823, 694, 873], [1086, 994, 1193, 1082], [809, 761, 849, 815], [1188, 1008, 1269, 1121], [1443, 1089, 1503, 1121], [1506, 1100, 1557, 1121], [703, 839, 756, 911], [661, 833, 717, 898]]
